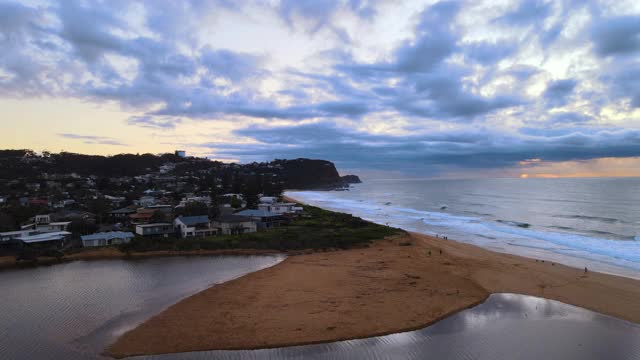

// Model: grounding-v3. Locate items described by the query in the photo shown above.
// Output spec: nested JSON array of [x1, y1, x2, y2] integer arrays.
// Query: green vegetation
[[120, 205, 403, 253]]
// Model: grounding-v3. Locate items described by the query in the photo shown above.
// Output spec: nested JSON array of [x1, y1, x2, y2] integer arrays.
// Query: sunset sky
[[1, 0, 640, 178]]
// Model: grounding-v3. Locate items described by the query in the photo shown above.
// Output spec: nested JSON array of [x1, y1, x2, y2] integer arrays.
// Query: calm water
[[0, 256, 284, 359], [288, 177, 640, 278], [137, 293, 640, 360]]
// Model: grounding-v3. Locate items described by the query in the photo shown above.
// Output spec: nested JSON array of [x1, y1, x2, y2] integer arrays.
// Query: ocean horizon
[[288, 176, 640, 279]]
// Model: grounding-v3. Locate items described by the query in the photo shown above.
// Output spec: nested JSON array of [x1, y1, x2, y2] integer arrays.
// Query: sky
[[1, 0, 640, 178]]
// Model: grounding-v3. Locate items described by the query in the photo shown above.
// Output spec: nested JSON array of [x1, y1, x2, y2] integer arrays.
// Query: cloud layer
[[1, 0, 640, 175]]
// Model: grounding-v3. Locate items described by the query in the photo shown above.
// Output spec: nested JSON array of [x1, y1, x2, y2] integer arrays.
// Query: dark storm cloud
[[220, 122, 640, 172]]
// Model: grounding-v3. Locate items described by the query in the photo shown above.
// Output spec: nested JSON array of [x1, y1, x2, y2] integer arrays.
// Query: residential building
[[81, 231, 134, 247], [135, 223, 174, 237], [176, 196, 212, 208], [137, 195, 156, 207], [110, 207, 136, 221], [21, 214, 71, 233], [174, 215, 217, 238], [234, 209, 285, 230], [0, 230, 70, 247], [259, 196, 277, 204], [128, 208, 157, 224], [212, 215, 257, 235], [257, 202, 302, 214]]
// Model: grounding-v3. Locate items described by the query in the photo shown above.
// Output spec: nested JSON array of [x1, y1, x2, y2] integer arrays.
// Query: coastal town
[[0, 149, 360, 261]]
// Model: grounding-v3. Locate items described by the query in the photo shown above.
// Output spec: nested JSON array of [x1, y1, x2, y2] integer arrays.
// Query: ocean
[[287, 177, 640, 279]]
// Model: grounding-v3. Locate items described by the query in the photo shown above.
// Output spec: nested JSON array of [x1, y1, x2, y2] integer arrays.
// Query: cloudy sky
[[1, 0, 640, 178]]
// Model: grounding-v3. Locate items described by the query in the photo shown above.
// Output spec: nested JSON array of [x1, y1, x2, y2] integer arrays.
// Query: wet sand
[[107, 232, 640, 358]]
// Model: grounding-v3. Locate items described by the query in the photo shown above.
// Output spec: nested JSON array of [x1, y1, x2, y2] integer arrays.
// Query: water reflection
[[0, 256, 284, 360], [138, 294, 640, 360]]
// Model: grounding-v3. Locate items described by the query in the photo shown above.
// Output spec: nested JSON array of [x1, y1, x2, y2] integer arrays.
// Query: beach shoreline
[[0, 248, 287, 272], [106, 228, 640, 358]]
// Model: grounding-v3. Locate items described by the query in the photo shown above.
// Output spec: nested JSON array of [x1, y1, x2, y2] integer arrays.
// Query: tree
[[0, 212, 15, 232], [68, 219, 98, 236], [242, 174, 260, 209], [230, 197, 242, 209], [150, 210, 167, 223], [183, 201, 209, 216]]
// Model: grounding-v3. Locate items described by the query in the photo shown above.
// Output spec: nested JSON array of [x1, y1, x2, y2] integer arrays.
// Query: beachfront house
[[257, 202, 302, 215], [212, 215, 257, 235], [81, 231, 135, 247], [0, 230, 70, 247], [174, 215, 217, 238], [234, 209, 285, 230], [135, 223, 174, 238], [21, 214, 71, 233]]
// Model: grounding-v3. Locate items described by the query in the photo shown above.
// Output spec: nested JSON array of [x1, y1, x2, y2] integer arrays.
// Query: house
[[174, 215, 217, 238], [176, 196, 212, 208], [137, 195, 156, 207], [128, 208, 156, 224], [0, 230, 33, 242], [0, 196, 6, 204], [234, 209, 285, 230], [0, 230, 70, 247], [49, 209, 95, 222], [81, 231, 134, 247], [135, 223, 174, 237], [21, 214, 71, 233], [212, 215, 257, 235], [259, 196, 277, 204], [104, 195, 126, 205], [110, 207, 136, 221], [257, 202, 302, 214], [145, 204, 173, 215]]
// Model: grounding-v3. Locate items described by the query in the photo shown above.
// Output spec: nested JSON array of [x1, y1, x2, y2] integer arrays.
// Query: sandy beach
[[107, 231, 640, 358]]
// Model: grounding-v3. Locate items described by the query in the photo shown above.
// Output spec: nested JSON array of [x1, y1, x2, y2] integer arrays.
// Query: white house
[[257, 202, 302, 215], [234, 209, 285, 229], [176, 196, 212, 208], [137, 196, 156, 207], [135, 223, 174, 237], [174, 215, 217, 238], [21, 214, 71, 233], [0, 230, 70, 247], [81, 231, 134, 247], [212, 215, 257, 235]]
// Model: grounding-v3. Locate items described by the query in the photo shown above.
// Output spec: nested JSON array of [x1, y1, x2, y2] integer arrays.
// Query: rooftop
[[20, 231, 71, 244], [136, 223, 173, 228], [81, 231, 135, 241], [234, 209, 281, 218], [176, 215, 210, 226]]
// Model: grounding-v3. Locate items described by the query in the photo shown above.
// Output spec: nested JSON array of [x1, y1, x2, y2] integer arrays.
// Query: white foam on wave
[[287, 190, 640, 274]]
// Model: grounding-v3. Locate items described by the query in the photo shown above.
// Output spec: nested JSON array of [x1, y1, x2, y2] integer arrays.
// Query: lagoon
[[0, 256, 284, 359]]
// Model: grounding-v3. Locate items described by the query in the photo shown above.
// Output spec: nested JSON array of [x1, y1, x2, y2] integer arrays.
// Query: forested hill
[[0, 150, 361, 190]]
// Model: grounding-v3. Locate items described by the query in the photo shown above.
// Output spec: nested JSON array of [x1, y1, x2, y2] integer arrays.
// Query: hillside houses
[[0, 150, 358, 255]]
